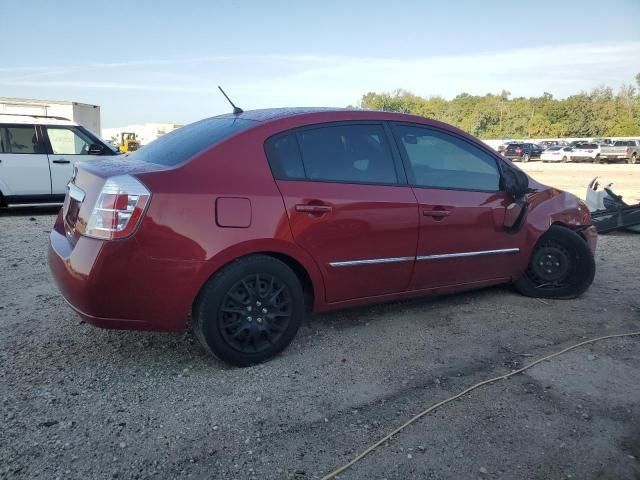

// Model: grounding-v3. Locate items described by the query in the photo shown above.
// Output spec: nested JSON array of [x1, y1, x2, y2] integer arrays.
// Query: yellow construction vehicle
[[118, 132, 140, 153]]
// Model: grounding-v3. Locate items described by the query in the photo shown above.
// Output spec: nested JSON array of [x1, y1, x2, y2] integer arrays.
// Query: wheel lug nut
[[262, 308, 267, 314], [256, 301, 262, 307], [247, 316, 252, 322], [257, 318, 262, 324], [247, 306, 252, 312]]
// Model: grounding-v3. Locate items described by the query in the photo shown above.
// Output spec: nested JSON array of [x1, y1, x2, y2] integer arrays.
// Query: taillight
[[85, 175, 150, 240], [626, 147, 631, 153]]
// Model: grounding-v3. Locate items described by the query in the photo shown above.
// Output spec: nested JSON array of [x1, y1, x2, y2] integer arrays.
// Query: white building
[[0, 97, 101, 133], [102, 123, 183, 147]]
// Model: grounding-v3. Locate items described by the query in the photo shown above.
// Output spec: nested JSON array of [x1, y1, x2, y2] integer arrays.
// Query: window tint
[[297, 124, 397, 184], [131, 117, 257, 166], [47, 126, 94, 155], [265, 134, 305, 179], [0, 125, 39, 154], [395, 125, 500, 191]]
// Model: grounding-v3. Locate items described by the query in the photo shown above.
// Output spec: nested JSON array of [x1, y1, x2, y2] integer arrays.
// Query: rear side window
[[266, 124, 398, 185], [394, 125, 500, 191], [131, 117, 257, 166], [0, 125, 40, 154], [264, 134, 305, 179], [299, 124, 397, 184]]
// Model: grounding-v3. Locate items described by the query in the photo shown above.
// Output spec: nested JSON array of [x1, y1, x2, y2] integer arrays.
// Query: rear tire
[[514, 225, 595, 299], [594, 154, 601, 164], [522, 153, 530, 163], [562, 156, 569, 163], [193, 255, 305, 367], [629, 153, 638, 165]]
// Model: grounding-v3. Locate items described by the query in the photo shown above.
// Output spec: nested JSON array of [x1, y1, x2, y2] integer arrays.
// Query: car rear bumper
[[600, 155, 628, 160], [48, 215, 202, 332]]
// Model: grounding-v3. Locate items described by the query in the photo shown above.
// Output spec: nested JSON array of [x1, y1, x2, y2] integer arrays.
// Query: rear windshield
[[580, 143, 598, 149], [614, 141, 633, 146], [130, 117, 257, 166], [547, 146, 562, 151]]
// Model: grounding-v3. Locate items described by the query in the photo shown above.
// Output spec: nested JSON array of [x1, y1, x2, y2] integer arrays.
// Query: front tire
[[193, 255, 305, 366], [522, 153, 530, 163], [629, 153, 638, 165], [562, 156, 569, 163], [514, 225, 595, 299]]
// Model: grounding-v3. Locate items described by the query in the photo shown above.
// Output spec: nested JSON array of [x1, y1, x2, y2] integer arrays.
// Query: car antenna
[[217, 86, 243, 115]]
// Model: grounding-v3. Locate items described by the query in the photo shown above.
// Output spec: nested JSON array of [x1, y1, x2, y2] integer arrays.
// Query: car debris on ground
[[586, 177, 640, 234]]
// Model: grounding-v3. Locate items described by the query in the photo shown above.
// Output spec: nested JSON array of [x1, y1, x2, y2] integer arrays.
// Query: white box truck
[[0, 97, 101, 134]]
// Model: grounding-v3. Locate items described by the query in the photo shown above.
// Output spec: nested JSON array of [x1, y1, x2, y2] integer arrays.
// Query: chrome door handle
[[52, 159, 71, 164], [295, 204, 332, 214], [423, 210, 450, 217]]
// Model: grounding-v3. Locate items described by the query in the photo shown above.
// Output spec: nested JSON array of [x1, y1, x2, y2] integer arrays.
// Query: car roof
[[215, 107, 352, 122], [212, 107, 452, 126], [0, 113, 78, 126]]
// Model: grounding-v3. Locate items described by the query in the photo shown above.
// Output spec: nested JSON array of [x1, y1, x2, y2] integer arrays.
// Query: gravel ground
[[1, 202, 640, 479]]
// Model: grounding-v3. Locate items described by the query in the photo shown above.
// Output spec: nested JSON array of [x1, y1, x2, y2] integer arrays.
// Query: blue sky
[[2, 0, 639, 127]]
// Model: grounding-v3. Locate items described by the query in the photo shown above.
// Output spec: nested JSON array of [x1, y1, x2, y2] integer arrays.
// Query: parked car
[[568, 143, 601, 162], [598, 140, 640, 164], [541, 146, 574, 162], [568, 140, 589, 148], [48, 108, 597, 366], [503, 142, 544, 162], [0, 114, 116, 207], [540, 140, 565, 148], [497, 140, 517, 153]]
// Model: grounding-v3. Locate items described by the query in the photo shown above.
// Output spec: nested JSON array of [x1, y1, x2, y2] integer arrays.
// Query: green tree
[[354, 75, 640, 139]]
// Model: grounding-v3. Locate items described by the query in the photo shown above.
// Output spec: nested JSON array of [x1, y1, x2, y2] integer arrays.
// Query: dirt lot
[[1, 163, 639, 480], [519, 162, 640, 205]]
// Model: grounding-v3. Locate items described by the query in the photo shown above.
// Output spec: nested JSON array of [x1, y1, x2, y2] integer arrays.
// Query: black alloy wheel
[[193, 255, 305, 366], [514, 225, 595, 299], [219, 273, 293, 354]]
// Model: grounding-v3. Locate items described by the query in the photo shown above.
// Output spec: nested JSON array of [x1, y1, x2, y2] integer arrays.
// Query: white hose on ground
[[321, 330, 640, 480]]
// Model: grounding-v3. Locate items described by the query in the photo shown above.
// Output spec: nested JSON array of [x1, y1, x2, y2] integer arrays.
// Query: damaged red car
[[49, 108, 597, 366]]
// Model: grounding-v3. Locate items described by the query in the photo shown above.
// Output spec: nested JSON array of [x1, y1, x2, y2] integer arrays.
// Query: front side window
[[0, 125, 40, 154], [46, 126, 94, 155], [297, 124, 398, 184], [394, 125, 500, 191]]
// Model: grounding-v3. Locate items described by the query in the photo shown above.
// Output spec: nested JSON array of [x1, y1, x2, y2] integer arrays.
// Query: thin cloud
[[1, 42, 637, 116]]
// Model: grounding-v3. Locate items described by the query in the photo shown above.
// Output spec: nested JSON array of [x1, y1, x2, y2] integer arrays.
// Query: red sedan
[[49, 108, 597, 366]]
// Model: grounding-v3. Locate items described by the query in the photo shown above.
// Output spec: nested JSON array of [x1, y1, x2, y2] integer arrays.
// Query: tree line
[[354, 74, 640, 139]]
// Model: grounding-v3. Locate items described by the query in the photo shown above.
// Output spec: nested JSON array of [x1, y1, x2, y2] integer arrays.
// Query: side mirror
[[502, 166, 530, 200], [88, 143, 105, 155]]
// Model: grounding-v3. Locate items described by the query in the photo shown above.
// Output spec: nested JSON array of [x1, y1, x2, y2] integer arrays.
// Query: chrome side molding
[[330, 248, 520, 267], [417, 248, 520, 261], [329, 256, 415, 267]]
